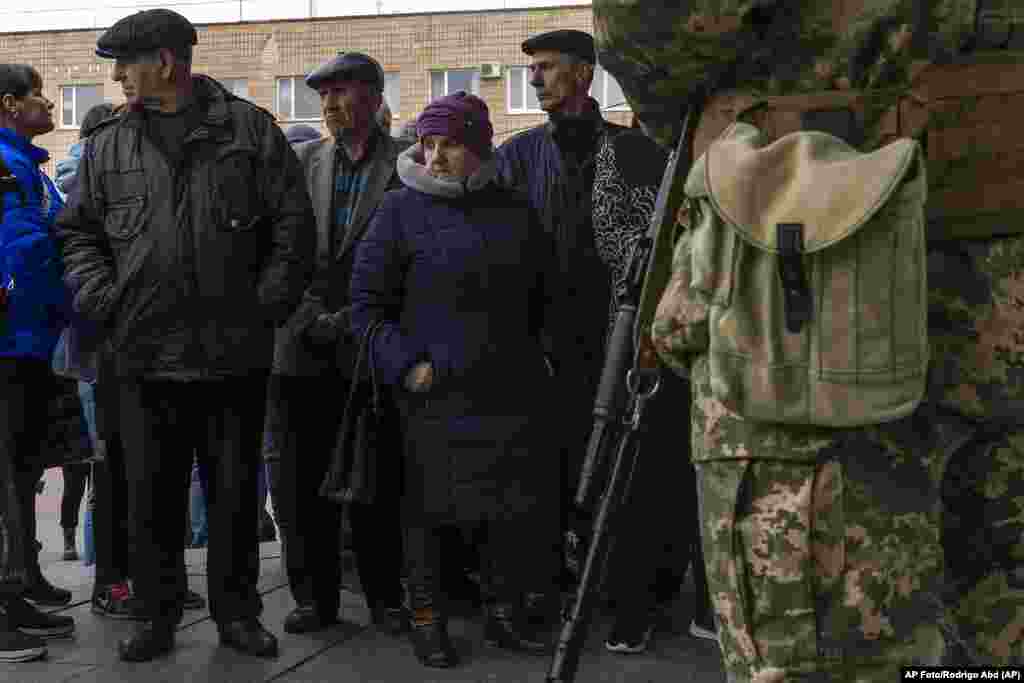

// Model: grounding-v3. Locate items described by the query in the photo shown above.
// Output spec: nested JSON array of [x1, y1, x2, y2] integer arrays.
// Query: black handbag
[[319, 320, 386, 505]]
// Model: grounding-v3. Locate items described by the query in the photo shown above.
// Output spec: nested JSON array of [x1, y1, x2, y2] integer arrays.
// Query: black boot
[[483, 602, 550, 654], [22, 569, 72, 607], [407, 584, 457, 668], [61, 528, 78, 562], [118, 621, 175, 662]]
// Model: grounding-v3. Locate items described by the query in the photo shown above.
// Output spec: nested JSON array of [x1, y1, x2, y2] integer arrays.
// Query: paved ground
[[5, 468, 728, 683]]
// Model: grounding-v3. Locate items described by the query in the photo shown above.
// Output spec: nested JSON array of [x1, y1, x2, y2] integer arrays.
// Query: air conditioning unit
[[480, 62, 503, 80]]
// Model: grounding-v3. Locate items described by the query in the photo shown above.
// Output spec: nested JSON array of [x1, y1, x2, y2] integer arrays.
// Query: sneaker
[[0, 628, 46, 662], [7, 598, 74, 639], [689, 618, 718, 641], [91, 583, 145, 620], [604, 612, 654, 654]]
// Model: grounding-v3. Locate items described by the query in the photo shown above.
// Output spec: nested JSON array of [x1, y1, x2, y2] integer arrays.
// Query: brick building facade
[[0, 4, 631, 177]]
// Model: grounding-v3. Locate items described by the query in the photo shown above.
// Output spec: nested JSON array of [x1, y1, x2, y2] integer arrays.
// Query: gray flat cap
[[96, 9, 197, 59], [521, 29, 596, 64], [306, 52, 384, 91]]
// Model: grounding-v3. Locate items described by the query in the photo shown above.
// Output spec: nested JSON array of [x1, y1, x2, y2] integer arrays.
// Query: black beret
[[521, 29, 596, 65], [306, 52, 385, 91], [96, 9, 197, 60]]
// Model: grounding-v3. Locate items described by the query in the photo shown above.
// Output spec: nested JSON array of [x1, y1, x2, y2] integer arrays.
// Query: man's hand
[[404, 361, 434, 393], [304, 307, 352, 345]]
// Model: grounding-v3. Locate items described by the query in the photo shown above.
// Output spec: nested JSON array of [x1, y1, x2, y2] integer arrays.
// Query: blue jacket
[[0, 127, 71, 360]]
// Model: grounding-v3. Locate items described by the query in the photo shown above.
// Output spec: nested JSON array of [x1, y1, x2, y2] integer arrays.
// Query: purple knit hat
[[416, 91, 494, 159]]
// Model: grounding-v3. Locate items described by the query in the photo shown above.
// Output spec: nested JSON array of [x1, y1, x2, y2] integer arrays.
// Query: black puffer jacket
[[55, 76, 315, 379]]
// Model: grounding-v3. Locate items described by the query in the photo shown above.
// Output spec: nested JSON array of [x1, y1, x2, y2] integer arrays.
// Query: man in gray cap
[[494, 29, 626, 601], [55, 8, 315, 663], [269, 50, 408, 637]]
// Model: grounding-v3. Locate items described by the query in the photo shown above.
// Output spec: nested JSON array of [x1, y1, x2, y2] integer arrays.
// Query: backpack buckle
[[777, 223, 812, 334]]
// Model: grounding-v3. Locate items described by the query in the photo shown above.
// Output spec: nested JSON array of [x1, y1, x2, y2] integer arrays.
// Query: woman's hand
[[404, 361, 434, 393]]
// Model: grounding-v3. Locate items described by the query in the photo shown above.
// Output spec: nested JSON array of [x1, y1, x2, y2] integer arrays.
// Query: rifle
[[546, 100, 702, 683]]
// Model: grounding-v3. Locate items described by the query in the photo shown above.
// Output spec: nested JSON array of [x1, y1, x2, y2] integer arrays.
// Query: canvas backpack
[[650, 120, 929, 427]]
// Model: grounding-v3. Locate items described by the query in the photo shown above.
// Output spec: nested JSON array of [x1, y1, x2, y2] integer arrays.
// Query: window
[[430, 69, 480, 99], [60, 85, 104, 128], [276, 76, 321, 121], [591, 64, 630, 111], [383, 72, 401, 117], [221, 78, 249, 100], [506, 66, 542, 114]]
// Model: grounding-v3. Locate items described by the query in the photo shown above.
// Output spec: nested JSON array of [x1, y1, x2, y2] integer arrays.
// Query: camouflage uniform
[[593, 0, 1024, 680]]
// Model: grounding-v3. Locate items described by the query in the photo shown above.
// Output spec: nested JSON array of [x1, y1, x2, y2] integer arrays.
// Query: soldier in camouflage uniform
[[592, 0, 1024, 680]]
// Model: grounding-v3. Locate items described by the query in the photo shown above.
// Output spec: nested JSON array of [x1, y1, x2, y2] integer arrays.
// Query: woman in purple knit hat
[[349, 91, 562, 668]]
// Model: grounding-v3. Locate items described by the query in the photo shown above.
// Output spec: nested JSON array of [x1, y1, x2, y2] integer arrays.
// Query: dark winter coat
[[349, 144, 560, 524], [495, 99, 625, 475], [55, 75, 315, 379]]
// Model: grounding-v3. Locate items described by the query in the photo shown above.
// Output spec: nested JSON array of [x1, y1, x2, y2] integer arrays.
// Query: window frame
[[506, 66, 544, 115], [275, 75, 322, 123], [590, 64, 630, 112], [429, 68, 481, 100], [220, 77, 250, 100], [382, 71, 401, 119], [59, 84, 104, 130]]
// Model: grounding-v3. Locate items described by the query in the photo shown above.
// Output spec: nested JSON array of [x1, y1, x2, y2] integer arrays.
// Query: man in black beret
[[56, 7, 315, 663], [269, 50, 407, 638], [494, 28, 626, 615]]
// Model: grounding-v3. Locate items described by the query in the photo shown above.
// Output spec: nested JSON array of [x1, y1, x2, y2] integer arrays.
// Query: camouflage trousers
[[694, 409, 1024, 682]]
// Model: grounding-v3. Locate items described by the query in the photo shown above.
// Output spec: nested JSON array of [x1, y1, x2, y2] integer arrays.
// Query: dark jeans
[[271, 374, 404, 614], [118, 374, 267, 625], [0, 358, 56, 595], [61, 462, 91, 530]]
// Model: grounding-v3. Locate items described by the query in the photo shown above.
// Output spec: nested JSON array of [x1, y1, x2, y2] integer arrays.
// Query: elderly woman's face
[[422, 134, 482, 181]]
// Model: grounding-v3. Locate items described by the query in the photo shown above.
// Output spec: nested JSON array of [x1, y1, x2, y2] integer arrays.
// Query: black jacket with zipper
[[55, 75, 315, 379]]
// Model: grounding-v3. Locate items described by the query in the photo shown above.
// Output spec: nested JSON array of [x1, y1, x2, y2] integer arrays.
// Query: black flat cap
[[306, 52, 385, 91], [96, 9, 197, 59], [521, 29, 595, 64]]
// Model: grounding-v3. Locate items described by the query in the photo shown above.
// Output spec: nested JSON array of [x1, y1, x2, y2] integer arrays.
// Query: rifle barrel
[[575, 302, 636, 509]]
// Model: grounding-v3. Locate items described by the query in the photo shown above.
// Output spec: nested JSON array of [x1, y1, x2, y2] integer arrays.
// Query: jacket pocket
[[210, 146, 263, 231], [102, 169, 147, 241]]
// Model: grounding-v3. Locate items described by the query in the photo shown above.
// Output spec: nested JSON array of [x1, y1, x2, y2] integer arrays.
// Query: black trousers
[[61, 462, 90, 530], [0, 358, 54, 596], [606, 371, 711, 619], [271, 374, 404, 614], [118, 374, 267, 625], [91, 432, 132, 588], [407, 518, 553, 611]]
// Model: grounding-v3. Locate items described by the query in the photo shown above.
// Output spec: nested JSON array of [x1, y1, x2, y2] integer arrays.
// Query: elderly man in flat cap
[[494, 29, 626, 601], [269, 51, 408, 637], [55, 8, 315, 663]]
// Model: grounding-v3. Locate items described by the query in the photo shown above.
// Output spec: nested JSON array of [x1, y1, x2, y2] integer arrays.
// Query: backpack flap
[[679, 122, 929, 427]]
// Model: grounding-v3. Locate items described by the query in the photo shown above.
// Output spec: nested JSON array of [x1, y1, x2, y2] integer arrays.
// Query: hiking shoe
[[605, 612, 654, 654], [92, 583, 145, 620], [689, 618, 718, 642], [184, 590, 206, 611], [0, 627, 46, 662], [7, 598, 74, 639]]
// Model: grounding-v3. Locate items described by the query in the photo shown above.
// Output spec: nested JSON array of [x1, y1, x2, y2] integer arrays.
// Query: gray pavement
[[5, 467, 728, 683]]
